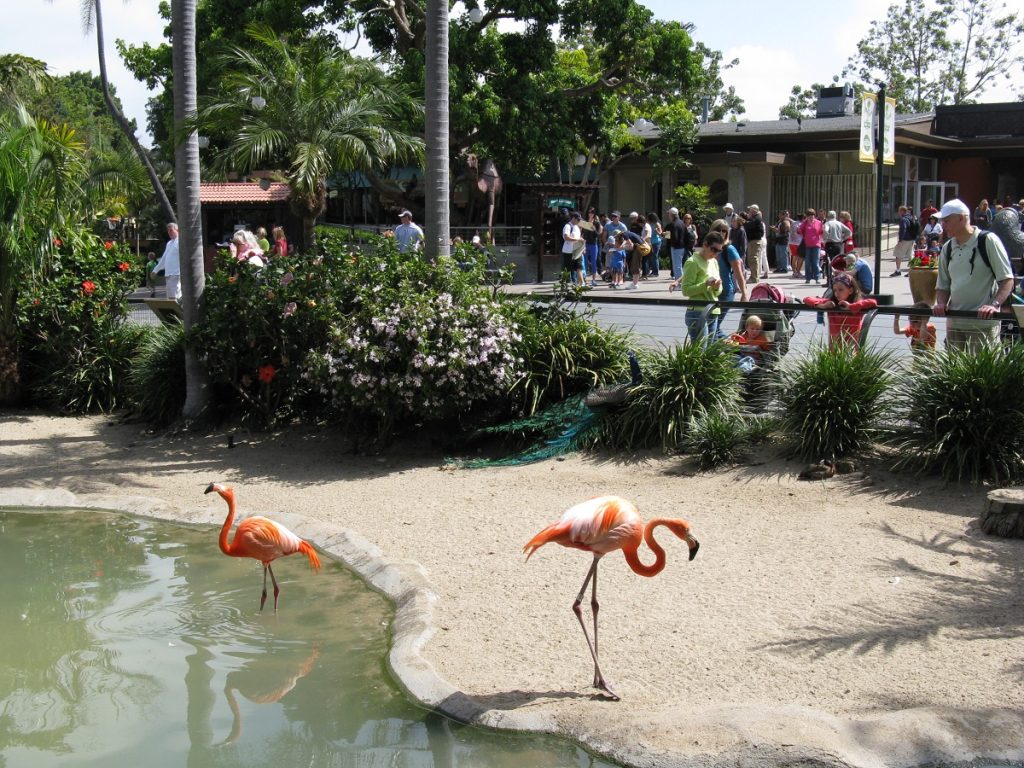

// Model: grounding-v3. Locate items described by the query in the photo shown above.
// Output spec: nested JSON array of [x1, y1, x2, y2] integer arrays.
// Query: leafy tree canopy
[[843, 0, 1023, 113], [119, 0, 742, 178]]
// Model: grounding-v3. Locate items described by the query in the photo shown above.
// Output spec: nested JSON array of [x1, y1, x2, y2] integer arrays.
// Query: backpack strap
[[943, 231, 994, 277]]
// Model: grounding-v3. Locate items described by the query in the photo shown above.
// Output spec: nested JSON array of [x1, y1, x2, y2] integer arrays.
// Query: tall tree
[[0, 55, 49, 104], [171, 0, 210, 422], [844, 0, 1023, 112], [120, 0, 723, 182], [79, 0, 177, 223], [0, 106, 86, 403], [197, 24, 424, 250], [424, 0, 449, 259]]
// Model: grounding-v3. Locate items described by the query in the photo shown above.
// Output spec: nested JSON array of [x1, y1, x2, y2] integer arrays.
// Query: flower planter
[[908, 268, 938, 306]]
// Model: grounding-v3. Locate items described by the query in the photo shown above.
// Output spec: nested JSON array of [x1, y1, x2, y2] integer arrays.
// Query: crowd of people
[[150, 222, 290, 300], [557, 194, 1023, 355]]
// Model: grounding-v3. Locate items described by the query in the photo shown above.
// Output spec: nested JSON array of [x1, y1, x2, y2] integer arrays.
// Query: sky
[[1, 0, 1018, 146]]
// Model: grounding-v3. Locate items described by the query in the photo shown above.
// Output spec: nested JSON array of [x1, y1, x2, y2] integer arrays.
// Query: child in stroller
[[732, 282, 798, 404]]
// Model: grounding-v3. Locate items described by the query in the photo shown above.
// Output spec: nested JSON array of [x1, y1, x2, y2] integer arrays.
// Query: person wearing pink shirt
[[797, 207, 824, 284]]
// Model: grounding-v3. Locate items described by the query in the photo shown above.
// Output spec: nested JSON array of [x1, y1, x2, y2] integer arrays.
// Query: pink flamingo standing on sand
[[524, 496, 699, 700]]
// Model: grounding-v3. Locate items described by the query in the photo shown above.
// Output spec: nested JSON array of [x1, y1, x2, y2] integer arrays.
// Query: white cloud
[[719, 45, 804, 121]]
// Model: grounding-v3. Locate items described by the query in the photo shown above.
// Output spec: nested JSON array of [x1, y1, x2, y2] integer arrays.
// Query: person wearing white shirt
[[395, 210, 424, 253], [561, 211, 585, 284], [153, 223, 181, 301]]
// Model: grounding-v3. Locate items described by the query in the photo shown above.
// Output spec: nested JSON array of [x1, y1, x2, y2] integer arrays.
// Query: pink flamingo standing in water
[[524, 496, 699, 700], [205, 483, 321, 612]]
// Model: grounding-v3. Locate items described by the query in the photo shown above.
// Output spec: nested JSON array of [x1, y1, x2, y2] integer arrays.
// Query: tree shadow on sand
[[756, 520, 1024, 671]]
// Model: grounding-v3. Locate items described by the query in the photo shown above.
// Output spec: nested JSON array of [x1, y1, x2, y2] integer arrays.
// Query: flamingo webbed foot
[[593, 678, 620, 701]]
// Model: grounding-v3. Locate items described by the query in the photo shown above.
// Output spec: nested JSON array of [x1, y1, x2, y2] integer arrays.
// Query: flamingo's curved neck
[[218, 491, 236, 556], [623, 521, 668, 577], [623, 518, 693, 577]]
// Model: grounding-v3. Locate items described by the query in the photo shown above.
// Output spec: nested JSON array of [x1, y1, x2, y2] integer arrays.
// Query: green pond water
[[0, 508, 617, 768]]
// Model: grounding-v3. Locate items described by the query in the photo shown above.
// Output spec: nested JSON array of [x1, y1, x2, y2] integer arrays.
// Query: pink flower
[[283, 302, 297, 318], [280, 272, 294, 286]]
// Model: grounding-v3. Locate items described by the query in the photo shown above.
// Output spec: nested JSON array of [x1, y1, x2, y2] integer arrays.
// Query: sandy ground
[[2, 412, 1023, 768]]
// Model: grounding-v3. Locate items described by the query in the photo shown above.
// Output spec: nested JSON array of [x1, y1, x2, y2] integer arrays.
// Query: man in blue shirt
[[603, 210, 627, 240], [845, 253, 874, 295]]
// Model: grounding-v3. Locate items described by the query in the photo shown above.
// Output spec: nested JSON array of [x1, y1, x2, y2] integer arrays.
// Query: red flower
[[53, 238, 62, 247], [82, 280, 97, 295], [118, 262, 130, 271], [104, 241, 114, 250], [920, 255, 930, 266], [257, 364, 277, 384]]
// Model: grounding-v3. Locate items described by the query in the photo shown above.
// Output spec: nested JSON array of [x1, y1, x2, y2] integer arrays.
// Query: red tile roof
[[200, 182, 291, 204]]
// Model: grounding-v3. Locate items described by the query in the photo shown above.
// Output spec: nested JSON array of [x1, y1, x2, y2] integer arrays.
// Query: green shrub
[[593, 341, 741, 451], [128, 323, 186, 426], [505, 298, 630, 416], [192, 245, 348, 426], [777, 342, 893, 461], [18, 229, 143, 412], [890, 344, 1024, 483], [685, 409, 749, 470]]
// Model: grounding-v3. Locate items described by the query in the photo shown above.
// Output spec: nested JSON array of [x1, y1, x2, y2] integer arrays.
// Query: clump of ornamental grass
[[777, 341, 893, 461], [684, 408, 749, 470], [592, 341, 741, 451], [128, 323, 186, 427], [889, 343, 1024, 483]]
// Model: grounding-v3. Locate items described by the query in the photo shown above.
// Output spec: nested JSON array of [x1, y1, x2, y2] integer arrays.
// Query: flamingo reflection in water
[[219, 643, 321, 745]]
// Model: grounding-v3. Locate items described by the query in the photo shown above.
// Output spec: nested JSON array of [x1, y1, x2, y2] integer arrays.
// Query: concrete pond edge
[[2, 486, 1022, 768]]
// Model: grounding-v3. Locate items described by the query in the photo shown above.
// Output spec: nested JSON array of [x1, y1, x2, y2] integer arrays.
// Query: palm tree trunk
[[93, 0, 176, 224], [424, 0, 450, 260], [172, 0, 210, 422]]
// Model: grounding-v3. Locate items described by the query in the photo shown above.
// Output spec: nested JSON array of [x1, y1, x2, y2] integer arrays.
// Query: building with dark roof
[[600, 101, 1024, 243]]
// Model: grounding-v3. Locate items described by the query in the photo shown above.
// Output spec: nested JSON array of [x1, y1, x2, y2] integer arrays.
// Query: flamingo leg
[[268, 563, 281, 612], [571, 556, 618, 700], [591, 562, 601, 688], [260, 565, 269, 612]]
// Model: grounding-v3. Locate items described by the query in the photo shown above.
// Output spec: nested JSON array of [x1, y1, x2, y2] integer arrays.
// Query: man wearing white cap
[[934, 198, 1014, 351], [395, 210, 424, 253], [722, 203, 737, 229]]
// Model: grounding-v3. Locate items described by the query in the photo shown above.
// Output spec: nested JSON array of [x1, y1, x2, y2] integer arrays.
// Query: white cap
[[723, 202, 734, 210], [399, 210, 412, 218], [939, 199, 970, 219], [667, 206, 679, 215], [471, 235, 481, 244], [629, 211, 638, 218]]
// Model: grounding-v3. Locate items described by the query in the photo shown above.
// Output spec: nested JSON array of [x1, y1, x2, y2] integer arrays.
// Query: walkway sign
[[547, 197, 574, 209], [859, 93, 897, 166], [859, 93, 877, 163], [882, 97, 896, 166]]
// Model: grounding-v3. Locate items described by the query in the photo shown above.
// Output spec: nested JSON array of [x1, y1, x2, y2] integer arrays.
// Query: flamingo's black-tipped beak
[[688, 537, 700, 561], [204, 482, 217, 495]]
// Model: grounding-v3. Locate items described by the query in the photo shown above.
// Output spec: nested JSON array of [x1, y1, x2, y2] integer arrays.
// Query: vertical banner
[[859, 93, 877, 163], [883, 96, 896, 165]]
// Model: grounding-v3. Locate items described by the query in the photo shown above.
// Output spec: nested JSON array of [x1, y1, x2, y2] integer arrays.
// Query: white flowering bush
[[306, 232, 523, 443]]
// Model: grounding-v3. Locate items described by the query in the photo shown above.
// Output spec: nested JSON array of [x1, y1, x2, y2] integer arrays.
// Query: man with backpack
[[892, 205, 918, 277], [933, 198, 1014, 351]]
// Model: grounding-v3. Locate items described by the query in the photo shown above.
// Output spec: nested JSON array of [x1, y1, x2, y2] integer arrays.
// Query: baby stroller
[[734, 282, 798, 407]]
